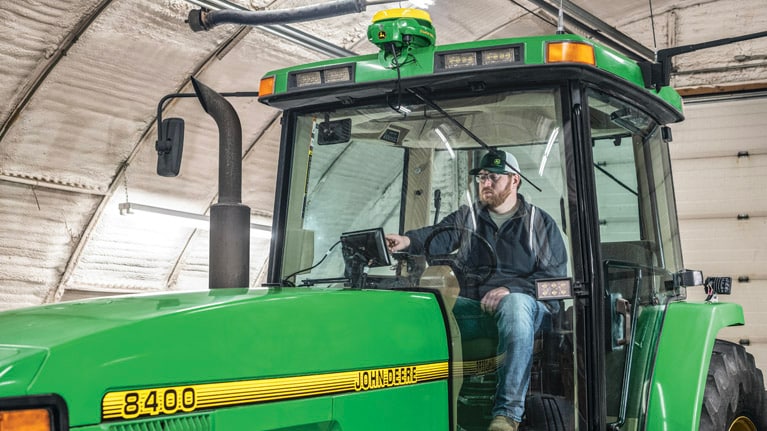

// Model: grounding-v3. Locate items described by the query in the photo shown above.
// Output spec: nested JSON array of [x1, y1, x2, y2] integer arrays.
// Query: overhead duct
[[188, 0, 398, 32]]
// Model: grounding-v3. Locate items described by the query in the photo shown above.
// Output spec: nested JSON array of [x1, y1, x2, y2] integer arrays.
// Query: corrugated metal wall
[[671, 92, 767, 381]]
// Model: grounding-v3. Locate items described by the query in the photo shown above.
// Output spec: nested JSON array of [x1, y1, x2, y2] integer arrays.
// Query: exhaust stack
[[191, 78, 250, 289]]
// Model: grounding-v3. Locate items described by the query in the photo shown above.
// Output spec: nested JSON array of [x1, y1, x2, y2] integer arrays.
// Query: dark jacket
[[404, 195, 568, 301]]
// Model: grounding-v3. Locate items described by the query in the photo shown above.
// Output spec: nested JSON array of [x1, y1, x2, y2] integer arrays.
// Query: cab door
[[585, 88, 685, 431]]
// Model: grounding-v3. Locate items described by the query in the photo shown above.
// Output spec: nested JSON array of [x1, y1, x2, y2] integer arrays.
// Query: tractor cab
[[259, 8, 690, 430]]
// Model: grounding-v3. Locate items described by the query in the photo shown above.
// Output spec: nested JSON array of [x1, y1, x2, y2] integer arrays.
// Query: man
[[385, 150, 568, 431]]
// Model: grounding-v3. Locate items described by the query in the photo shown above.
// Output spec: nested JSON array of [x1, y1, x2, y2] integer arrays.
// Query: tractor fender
[[645, 301, 744, 430]]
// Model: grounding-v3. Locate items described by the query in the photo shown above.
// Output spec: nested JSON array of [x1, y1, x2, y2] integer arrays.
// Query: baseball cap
[[469, 150, 521, 175]]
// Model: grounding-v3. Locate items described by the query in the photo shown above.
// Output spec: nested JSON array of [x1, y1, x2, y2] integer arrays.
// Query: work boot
[[488, 415, 520, 431]]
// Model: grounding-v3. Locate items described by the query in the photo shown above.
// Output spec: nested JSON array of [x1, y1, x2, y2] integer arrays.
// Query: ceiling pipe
[[189, 0, 368, 31], [183, 0, 398, 57]]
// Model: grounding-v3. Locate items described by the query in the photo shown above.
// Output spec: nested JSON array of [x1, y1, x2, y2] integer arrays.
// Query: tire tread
[[699, 339, 767, 430]]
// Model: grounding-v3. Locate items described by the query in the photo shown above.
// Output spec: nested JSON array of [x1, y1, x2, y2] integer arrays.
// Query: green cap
[[469, 151, 520, 175]]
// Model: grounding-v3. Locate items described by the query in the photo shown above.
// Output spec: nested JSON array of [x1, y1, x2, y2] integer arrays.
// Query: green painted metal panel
[[332, 381, 449, 430], [0, 346, 47, 394], [0, 288, 449, 428], [645, 301, 745, 430], [656, 86, 684, 113], [211, 398, 334, 431]]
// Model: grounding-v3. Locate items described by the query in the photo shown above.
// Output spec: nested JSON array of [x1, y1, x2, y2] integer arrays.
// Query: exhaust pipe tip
[[190, 77, 210, 113]]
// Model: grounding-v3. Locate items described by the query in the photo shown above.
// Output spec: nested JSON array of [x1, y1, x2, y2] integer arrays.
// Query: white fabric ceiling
[[1, 0, 766, 310]]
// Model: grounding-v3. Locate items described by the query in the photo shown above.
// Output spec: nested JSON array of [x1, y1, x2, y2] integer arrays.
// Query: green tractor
[[1, 6, 765, 431]]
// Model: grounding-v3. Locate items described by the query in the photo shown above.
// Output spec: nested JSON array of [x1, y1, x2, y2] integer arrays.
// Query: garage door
[[670, 92, 767, 381]]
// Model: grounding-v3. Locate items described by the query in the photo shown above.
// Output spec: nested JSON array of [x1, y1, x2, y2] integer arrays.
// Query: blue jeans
[[453, 293, 550, 423]]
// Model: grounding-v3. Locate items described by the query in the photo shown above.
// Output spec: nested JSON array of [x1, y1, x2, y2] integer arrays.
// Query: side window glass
[[588, 90, 682, 429]]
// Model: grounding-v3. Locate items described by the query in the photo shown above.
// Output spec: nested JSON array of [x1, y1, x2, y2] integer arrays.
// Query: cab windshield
[[281, 88, 571, 286]]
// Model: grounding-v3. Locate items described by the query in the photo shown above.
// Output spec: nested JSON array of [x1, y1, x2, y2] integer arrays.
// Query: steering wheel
[[422, 226, 497, 287]]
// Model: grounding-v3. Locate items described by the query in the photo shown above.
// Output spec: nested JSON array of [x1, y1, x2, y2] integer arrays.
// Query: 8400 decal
[[103, 386, 196, 419]]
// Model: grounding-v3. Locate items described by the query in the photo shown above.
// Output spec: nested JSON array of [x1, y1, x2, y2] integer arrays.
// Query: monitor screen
[[340, 227, 391, 268]]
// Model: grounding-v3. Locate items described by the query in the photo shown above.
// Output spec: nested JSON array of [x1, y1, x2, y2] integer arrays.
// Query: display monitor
[[340, 227, 391, 268]]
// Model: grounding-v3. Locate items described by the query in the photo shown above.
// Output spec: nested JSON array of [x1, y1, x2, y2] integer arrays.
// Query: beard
[[479, 180, 513, 208]]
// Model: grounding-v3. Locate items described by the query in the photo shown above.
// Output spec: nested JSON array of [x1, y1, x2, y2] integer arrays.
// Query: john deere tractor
[[1, 6, 765, 431]]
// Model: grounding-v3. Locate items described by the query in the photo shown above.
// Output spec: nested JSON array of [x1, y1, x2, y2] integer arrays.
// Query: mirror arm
[[153, 90, 260, 175], [155, 91, 261, 145]]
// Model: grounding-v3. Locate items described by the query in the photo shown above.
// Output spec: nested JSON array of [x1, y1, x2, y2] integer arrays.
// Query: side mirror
[[317, 118, 352, 145], [156, 118, 185, 177]]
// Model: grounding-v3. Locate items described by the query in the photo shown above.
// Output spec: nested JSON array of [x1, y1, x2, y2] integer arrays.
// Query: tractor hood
[[0, 346, 48, 394], [0, 288, 449, 427]]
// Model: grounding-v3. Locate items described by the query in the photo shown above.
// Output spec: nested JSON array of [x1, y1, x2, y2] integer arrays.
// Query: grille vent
[[109, 414, 210, 431]]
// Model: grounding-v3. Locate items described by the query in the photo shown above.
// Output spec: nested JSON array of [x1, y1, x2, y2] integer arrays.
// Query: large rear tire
[[699, 339, 767, 431]]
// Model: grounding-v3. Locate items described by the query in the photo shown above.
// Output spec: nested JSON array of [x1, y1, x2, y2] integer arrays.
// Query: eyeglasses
[[474, 173, 509, 184]]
